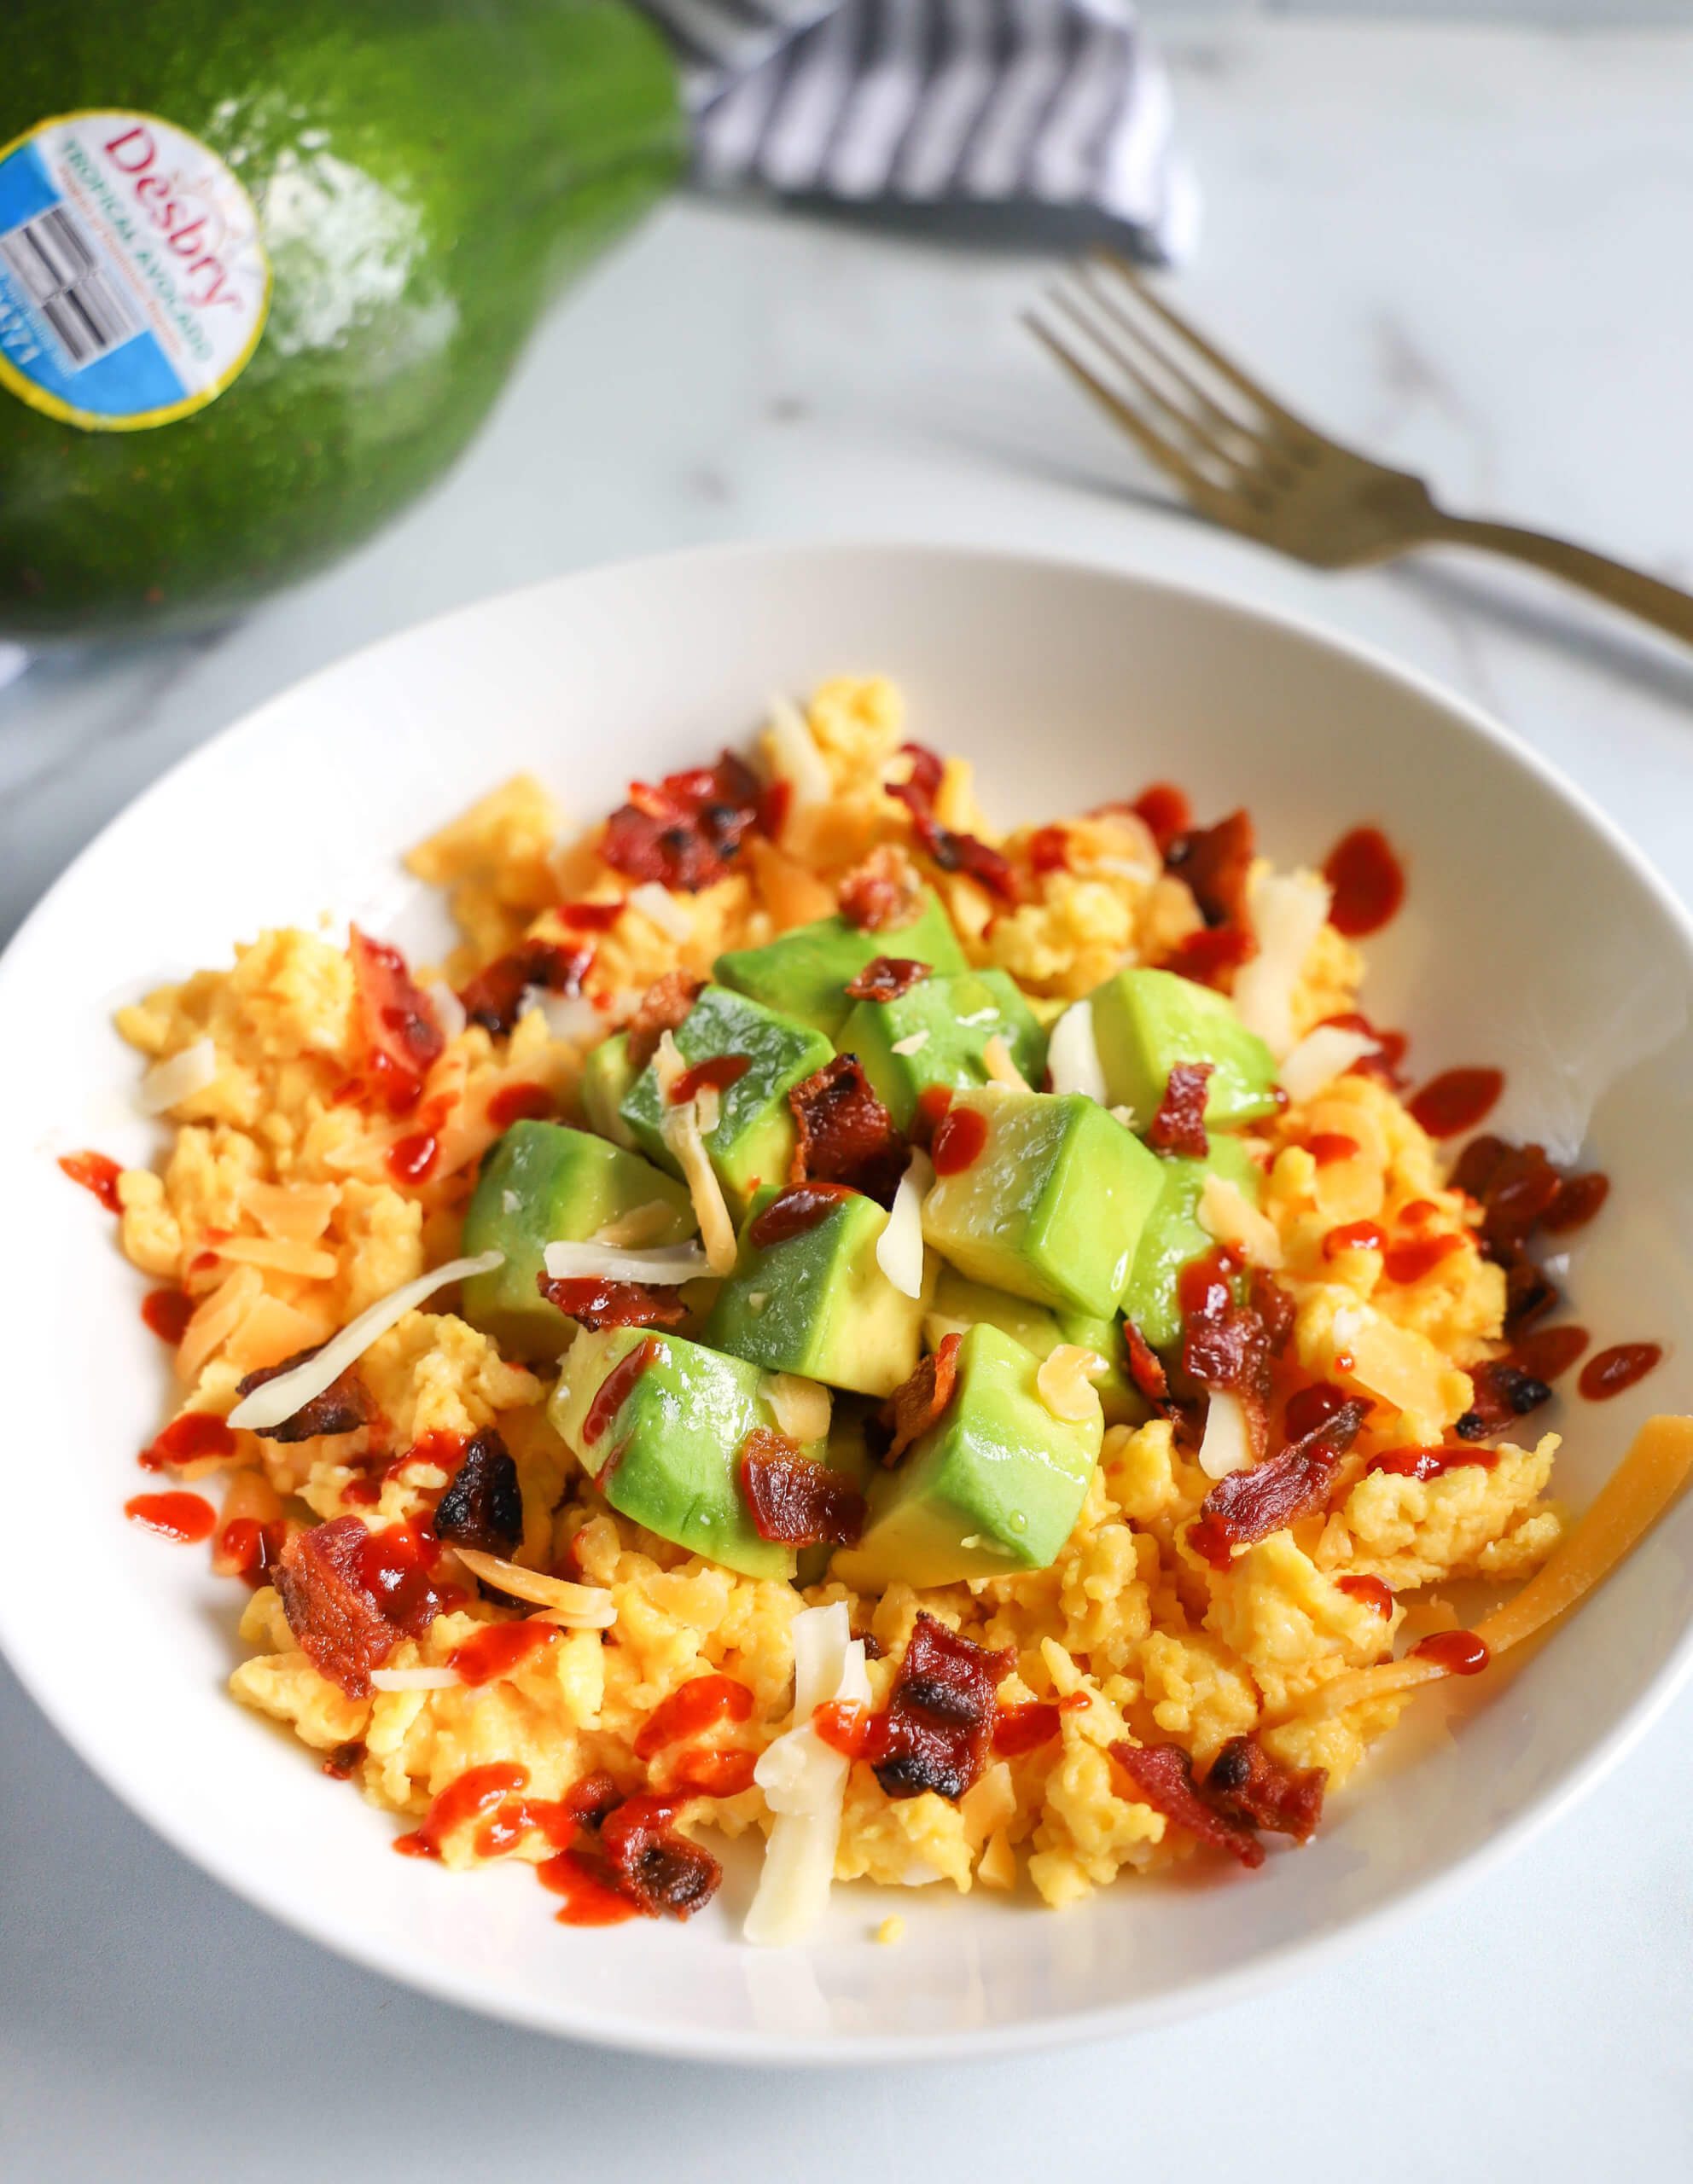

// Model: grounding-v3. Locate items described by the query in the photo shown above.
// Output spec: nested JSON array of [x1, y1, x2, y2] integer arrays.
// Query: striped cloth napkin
[[644, 0, 1197, 260]]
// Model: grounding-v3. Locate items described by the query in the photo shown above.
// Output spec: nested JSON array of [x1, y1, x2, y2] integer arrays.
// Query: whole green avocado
[[0, 0, 682, 639]]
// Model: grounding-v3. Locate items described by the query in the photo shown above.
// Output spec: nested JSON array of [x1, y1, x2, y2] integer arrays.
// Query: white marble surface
[[4, 23, 1693, 2183]]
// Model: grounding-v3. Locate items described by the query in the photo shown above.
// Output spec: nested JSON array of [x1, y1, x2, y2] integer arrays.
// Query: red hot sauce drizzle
[[930, 1103, 988, 1176], [1336, 1574, 1393, 1617], [125, 1490, 217, 1542], [486, 1081, 556, 1130], [748, 1182, 858, 1248], [449, 1622, 558, 1687], [59, 1150, 124, 1211], [1323, 826, 1405, 938], [582, 1338, 664, 1449], [1578, 1343, 1663, 1402], [668, 1054, 750, 1106], [141, 1287, 195, 1345], [1412, 1629, 1491, 1676], [1407, 1067, 1504, 1140]]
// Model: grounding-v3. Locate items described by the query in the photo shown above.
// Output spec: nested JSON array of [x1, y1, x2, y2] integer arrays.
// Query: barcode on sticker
[[0, 205, 138, 369]]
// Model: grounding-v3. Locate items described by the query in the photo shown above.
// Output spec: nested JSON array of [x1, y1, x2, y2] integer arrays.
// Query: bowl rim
[[3, 534, 1692, 2066]]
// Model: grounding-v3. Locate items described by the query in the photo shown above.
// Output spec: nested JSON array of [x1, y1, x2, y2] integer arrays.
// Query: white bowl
[[2, 542, 1690, 2065]]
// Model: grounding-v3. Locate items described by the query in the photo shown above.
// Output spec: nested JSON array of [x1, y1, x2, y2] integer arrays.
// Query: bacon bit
[[59, 1149, 125, 1212], [142, 1287, 195, 1345], [1161, 922, 1254, 988], [1337, 1573, 1394, 1616], [1249, 1269, 1297, 1357], [1027, 824, 1069, 875], [457, 937, 591, 1039], [322, 1740, 365, 1780], [887, 779, 1019, 903], [759, 776, 793, 843], [1454, 1360, 1553, 1441], [537, 1272, 689, 1331], [625, 971, 703, 1072], [233, 1346, 373, 1443], [844, 956, 931, 1003], [879, 1332, 963, 1467], [738, 1426, 866, 1547], [634, 1675, 755, 1759], [1282, 1380, 1353, 1440], [1109, 1741, 1264, 1868], [1367, 1443, 1496, 1481], [748, 1181, 858, 1248], [349, 927, 445, 1114], [1129, 782, 1192, 854], [1165, 809, 1254, 932], [668, 1053, 750, 1106], [596, 1792, 723, 1919], [274, 1517, 414, 1696], [599, 750, 766, 894], [992, 1701, 1063, 1756], [1188, 1398, 1368, 1570], [788, 1054, 908, 1206], [559, 900, 625, 932], [1204, 1736, 1327, 1842], [1123, 1320, 1173, 1414], [838, 845, 925, 932], [865, 1612, 1012, 1803], [1181, 1249, 1272, 1414], [487, 1082, 556, 1130], [432, 1428, 523, 1559], [899, 741, 946, 804], [1145, 1061, 1213, 1158]]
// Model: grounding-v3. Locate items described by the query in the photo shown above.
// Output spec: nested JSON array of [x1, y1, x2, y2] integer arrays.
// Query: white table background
[[4, 25, 1692, 2180]]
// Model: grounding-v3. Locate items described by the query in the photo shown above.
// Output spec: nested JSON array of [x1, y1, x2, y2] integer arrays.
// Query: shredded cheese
[[538, 992, 602, 1046], [761, 1372, 833, 1443], [626, 881, 693, 942], [1278, 1022, 1379, 1107], [447, 1546, 617, 1629], [663, 1098, 738, 1276], [1197, 1388, 1254, 1480], [1232, 870, 1331, 1058], [765, 693, 835, 807], [226, 1250, 504, 1431], [1197, 1174, 1283, 1269], [876, 1148, 933, 1300], [137, 1037, 218, 1115], [542, 1238, 707, 1285], [424, 979, 468, 1042], [591, 1200, 686, 1250], [982, 1033, 1028, 1089], [890, 1031, 929, 1057], [744, 1602, 870, 1947], [1048, 1000, 1107, 1102], [1036, 1344, 1108, 1422]]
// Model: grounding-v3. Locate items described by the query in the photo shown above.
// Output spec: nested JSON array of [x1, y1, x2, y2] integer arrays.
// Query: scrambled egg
[[108, 678, 1566, 1914]]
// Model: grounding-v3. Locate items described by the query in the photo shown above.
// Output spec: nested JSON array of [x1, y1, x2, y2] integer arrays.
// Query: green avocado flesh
[[459, 1121, 695, 1360], [3, 1, 683, 639], [549, 1325, 819, 1580], [1088, 967, 1278, 1129], [832, 1322, 1102, 1590], [921, 1086, 1165, 1320], [923, 1271, 1144, 1429], [620, 985, 834, 1217], [1120, 1135, 1264, 1351], [579, 1032, 638, 1147], [705, 1185, 925, 1399], [840, 968, 1048, 1131], [713, 891, 968, 1039]]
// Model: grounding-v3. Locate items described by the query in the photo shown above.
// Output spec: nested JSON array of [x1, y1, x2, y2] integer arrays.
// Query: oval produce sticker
[[0, 109, 270, 432]]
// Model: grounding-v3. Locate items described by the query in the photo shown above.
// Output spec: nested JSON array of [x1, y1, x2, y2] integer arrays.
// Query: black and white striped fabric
[[643, 0, 1196, 260]]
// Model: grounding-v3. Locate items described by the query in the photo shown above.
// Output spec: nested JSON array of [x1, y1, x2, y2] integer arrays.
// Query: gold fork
[[1028, 253, 1693, 649]]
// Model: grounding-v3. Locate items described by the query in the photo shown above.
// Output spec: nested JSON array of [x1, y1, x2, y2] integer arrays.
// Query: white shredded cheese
[[1197, 1174, 1284, 1269], [761, 1373, 833, 1444], [765, 692, 835, 807], [448, 1547, 616, 1629], [227, 1250, 504, 1431], [695, 1083, 723, 1136], [369, 1665, 462, 1693], [981, 1033, 1028, 1089], [542, 1239, 709, 1285], [661, 1080, 738, 1277], [591, 1200, 684, 1250], [424, 979, 468, 1042], [890, 1031, 930, 1057], [744, 1603, 870, 1948], [1048, 1000, 1107, 1102], [1231, 869, 1331, 1058], [1197, 1389, 1254, 1480], [537, 992, 602, 1046], [1035, 1344, 1109, 1422], [876, 1148, 933, 1300], [137, 1037, 218, 1115], [626, 880, 693, 942], [1278, 1022, 1380, 1107]]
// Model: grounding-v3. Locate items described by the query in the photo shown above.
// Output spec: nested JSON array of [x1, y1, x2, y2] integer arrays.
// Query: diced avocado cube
[[549, 1325, 822, 1580], [460, 1122, 695, 1360], [923, 1269, 1144, 1428], [620, 985, 835, 1218], [839, 968, 1048, 1131], [1088, 967, 1278, 1130], [832, 1322, 1102, 1589], [1120, 1135, 1265, 1350], [920, 1086, 1164, 1319], [713, 888, 968, 1039], [579, 1031, 637, 1147], [706, 1184, 924, 1398]]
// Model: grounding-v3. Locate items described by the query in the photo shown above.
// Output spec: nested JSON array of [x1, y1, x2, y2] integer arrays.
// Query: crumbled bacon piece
[[1160, 924, 1254, 989], [1109, 1741, 1264, 1868], [1145, 1061, 1213, 1158], [1165, 810, 1254, 932], [838, 845, 925, 932], [738, 1426, 865, 1547], [1204, 1735, 1326, 1842], [536, 1273, 689, 1332], [1249, 1269, 1298, 1357], [879, 1332, 963, 1467], [433, 1428, 523, 1559], [899, 741, 946, 804], [1449, 1133, 1606, 1341], [599, 751, 765, 894], [866, 1612, 1012, 1802], [457, 937, 591, 1038], [1182, 1263, 1273, 1409], [596, 1793, 722, 1920], [625, 971, 703, 1071], [235, 1347, 372, 1443], [272, 1516, 404, 1697], [1187, 1398, 1368, 1570], [1454, 1360, 1553, 1442], [348, 927, 445, 1114], [844, 956, 931, 1003], [788, 1054, 908, 1205], [887, 780, 1019, 903], [1123, 1320, 1173, 1414]]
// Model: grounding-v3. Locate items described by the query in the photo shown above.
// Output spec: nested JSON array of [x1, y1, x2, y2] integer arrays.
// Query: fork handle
[[1421, 513, 1693, 647]]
